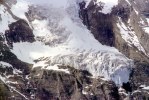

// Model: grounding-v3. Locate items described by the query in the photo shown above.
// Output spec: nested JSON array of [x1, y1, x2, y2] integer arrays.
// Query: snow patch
[[125, 0, 131, 5], [33, 61, 70, 74], [43, 64, 70, 74], [0, 61, 12, 68], [11, 0, 29, 20], [140, 85, 149, 90], [134, 8, 139, 15], [0, 5, 15, 33], [143, 18, 149, 35], [82, 90, 88, 95], [117, 17, 147, 56], [86, 0, 118, 14]]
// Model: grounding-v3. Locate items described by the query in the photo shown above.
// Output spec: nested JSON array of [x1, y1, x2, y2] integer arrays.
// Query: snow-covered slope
[[85, 0, 118, 14], [117, 17, 148, 56], [0, 0, 133, 85]]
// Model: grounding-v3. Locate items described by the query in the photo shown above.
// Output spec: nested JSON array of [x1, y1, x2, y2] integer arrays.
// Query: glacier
[[0, 0, 133, 86]]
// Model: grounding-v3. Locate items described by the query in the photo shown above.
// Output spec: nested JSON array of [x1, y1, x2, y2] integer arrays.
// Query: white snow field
[[0, 0, 133, 85]]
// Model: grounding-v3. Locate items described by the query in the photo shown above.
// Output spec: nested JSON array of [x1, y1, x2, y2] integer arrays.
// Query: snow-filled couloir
[[0, 0, 133, 85]]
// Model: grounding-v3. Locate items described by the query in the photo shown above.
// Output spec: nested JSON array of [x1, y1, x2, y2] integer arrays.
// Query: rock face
[[79, 1, 115, 46], [130, 62, 149, 88], [5, 19, 35, 46], [28, 66, 119, 100]]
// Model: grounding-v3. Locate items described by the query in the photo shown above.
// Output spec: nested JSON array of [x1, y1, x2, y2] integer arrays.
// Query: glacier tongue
[[0, 0, 133, 85]]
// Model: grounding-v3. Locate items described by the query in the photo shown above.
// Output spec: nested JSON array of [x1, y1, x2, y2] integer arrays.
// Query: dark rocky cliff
[[5, 19, 35, 47], [79, 1, 115, 46]]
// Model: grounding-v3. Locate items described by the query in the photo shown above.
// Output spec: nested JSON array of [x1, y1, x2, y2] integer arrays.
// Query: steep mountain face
[[0, 0, 149, 99], [80, 0, 149, 99]]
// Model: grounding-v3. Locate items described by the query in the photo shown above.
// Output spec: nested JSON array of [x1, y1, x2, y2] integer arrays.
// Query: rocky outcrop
[[123, 62, 149, 100], [79, 1, 115, 46], [5, 19, 35, 47], [0, 80, 10, 100], [26, 66, 120, 100], [130, 62, 149, 89]]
